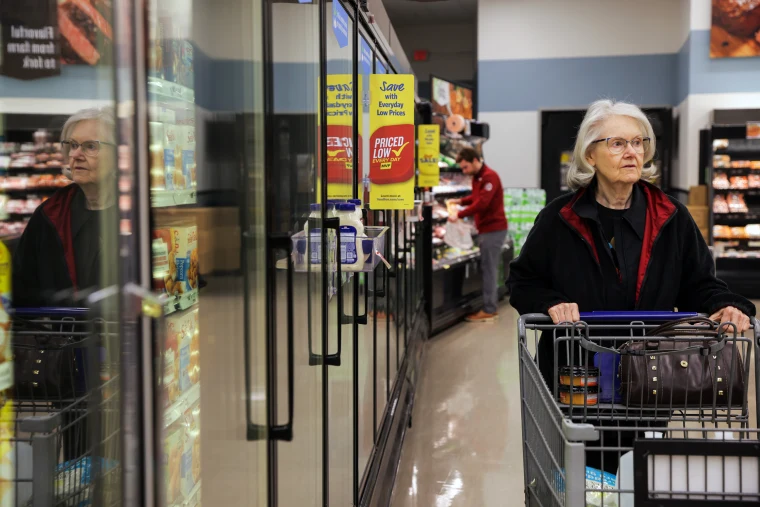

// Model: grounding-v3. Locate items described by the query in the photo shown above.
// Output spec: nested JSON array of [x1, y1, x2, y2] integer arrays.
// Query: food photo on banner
[[710, 0, 760, 58], [369, 74, 415, 210], [1, 0, 113, 80]]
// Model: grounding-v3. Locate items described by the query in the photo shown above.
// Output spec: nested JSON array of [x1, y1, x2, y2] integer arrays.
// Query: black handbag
[[13, 319, 85, 401]]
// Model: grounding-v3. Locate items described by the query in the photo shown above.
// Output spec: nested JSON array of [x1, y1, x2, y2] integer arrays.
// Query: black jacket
[[13, 184, 85, 307], [508, 181, 755, 385]]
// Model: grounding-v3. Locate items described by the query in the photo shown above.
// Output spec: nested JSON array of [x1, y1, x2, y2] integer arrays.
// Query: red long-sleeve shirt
[[458, 164, 507, 234]]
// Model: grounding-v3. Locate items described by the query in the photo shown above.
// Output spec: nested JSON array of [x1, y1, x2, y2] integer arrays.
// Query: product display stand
[[708, 121, 760, 298], [420, 205, 512, 335]]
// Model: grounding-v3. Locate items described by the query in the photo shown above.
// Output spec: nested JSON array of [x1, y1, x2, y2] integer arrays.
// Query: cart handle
[[12, 307, 90, 318], [578, 311, 700, 322]]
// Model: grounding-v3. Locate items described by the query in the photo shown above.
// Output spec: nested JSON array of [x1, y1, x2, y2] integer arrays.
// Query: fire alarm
[[413, 50, 429, 62]]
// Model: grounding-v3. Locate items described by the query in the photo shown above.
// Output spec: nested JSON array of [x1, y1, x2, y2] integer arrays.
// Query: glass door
[[269, 1, 324, 506], [142, 0, 270, 504]]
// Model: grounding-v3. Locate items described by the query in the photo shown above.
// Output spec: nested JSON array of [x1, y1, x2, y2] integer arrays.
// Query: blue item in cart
[[594, 352, 622, 404]]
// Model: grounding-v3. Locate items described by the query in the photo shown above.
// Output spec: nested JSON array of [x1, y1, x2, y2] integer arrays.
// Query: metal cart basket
[[518, 312, 760, 507], [9, 308, 120, 507]]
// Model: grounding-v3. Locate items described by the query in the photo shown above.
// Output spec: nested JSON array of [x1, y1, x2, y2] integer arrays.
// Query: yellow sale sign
[[417, 125, 440, 187], [325, 74, 358, 200], [369, 74, 415, 210]]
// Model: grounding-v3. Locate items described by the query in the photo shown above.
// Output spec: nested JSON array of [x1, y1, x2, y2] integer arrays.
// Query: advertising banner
[[369, 74, 415, 210], [0, 0, 60, 79], [417, 125, 440, 187], [326, 74, 361, 200]]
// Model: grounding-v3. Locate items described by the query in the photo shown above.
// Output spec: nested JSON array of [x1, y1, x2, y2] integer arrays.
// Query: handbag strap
[[578, 317, 727, 357]]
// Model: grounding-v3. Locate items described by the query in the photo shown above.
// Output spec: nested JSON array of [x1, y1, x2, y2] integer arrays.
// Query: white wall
[[479, 111, 540, 188], [477, 0, 687, 190], [478, 0, 686, 62]]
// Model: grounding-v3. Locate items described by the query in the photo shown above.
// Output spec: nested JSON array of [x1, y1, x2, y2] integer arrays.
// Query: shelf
[[147, 77, 195, 104], [2, 187, 63, 195], [1, 166, 64, 174], [713, 188, 760, 195], [151, 188, 197, 208], [713, 212, 760, 224], [163, 382, 201, 429], [431, 188, 470, 197], [164, 289, 199, 316]]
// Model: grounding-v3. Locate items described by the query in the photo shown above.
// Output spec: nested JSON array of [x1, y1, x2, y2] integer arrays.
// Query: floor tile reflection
[[391, 303, 523, 507]]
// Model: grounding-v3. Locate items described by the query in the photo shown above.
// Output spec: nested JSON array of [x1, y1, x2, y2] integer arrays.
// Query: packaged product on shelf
[[714, 225, 731, 239], [731, 227, 748, 239], [749, 174, 760, 188], [148, 15, 164, 79], [180, 41, 194, 89], [713, 154, 731, 168], [751, 161, 760, 170], [712, 172, 729, 189], [160, 225, 199, 295], [713, 195, 729, 214], [180, 124, 196, 189], [181, 398, 201, 498], [164, 319, 180, 407], [189, 310, 200, 385], [727, 192, 748, 213], [164, 124, 179, 189], [746, 224, 760, 238], [168, 307, 199, 393], [729, 175, 749, 189], [164, 423, 184, 505], [713, 139, 729, 150]]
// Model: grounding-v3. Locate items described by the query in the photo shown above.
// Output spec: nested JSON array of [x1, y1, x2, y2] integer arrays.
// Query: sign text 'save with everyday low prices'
[[369, 74, 415, 210]]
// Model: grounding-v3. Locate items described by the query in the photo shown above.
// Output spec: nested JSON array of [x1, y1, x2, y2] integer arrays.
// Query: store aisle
[[391, 302, 524, 507]]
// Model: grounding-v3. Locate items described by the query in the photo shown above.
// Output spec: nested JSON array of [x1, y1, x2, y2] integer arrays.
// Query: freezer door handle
[[270, 235, 295, 441], [308, 217, 342, 367], [248, 235, 294, 442]]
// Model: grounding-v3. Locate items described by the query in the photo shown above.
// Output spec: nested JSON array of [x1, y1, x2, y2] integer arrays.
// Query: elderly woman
[[509, 99, 756, 473], [13, 107, 116, 307]]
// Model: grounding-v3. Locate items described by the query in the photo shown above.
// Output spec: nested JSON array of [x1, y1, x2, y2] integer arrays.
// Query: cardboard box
[[688, 185, 708, 206], [687, 205, 709, 230]]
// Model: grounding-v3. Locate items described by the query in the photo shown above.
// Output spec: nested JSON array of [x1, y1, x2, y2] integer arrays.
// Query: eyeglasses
[[591, 136, 650, 155], [61, 140, 114, 157]]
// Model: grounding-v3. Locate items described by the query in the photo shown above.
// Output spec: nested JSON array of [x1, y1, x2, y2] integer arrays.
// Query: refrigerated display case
[[707, 117, 760, 298], [416, 109, 512, 335], [0, 0, 425, 505]]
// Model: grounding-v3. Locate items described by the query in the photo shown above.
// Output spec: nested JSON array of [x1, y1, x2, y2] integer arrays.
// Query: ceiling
[[382, 0, 477, 26]]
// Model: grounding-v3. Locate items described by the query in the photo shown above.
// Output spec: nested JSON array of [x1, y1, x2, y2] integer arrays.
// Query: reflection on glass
[[146, 0, 202, 504], [1, 0, 120, 501]]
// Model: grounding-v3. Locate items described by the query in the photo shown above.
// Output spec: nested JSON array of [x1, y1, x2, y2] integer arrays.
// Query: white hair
[[60, 106, 115, 179], [566, 100, 657, 191]]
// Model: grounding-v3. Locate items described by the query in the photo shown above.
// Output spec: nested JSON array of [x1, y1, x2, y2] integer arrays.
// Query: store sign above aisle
[[332, 1, 349, 49], [369, 74, 415, 210], [0, 0, 61, 80], [417, 125, 440, 188]]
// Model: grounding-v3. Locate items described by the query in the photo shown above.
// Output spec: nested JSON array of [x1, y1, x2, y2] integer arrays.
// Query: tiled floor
[[391, 302, 524, 507], [391, 302, 759, 507]]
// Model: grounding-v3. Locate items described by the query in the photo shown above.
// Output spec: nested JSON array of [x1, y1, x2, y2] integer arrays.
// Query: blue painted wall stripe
[[478, 53, 678, 112], [686, 30, 760, 98], [479, 30, 760, 113]]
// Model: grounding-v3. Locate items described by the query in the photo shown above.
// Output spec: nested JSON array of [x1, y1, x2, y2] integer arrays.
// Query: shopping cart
[[518, 311, 760, 507], [9, 308, 120, 507]]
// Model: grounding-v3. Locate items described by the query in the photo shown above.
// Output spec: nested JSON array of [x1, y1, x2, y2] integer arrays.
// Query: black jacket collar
[[572, 179, 646, 240]]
